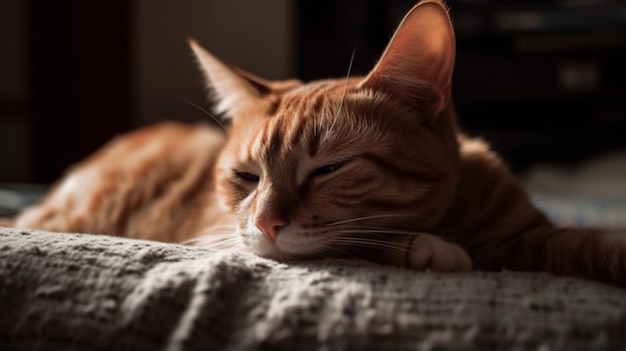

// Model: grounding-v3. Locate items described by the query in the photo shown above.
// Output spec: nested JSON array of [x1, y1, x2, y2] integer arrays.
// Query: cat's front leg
[[381, 233, 472, 272]]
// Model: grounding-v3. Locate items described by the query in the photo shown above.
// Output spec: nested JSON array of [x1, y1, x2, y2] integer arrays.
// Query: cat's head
[[191, 0, 460, 260]]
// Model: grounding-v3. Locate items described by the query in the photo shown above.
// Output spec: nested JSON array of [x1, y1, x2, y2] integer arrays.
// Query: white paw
[[406, 234, 472, 272]]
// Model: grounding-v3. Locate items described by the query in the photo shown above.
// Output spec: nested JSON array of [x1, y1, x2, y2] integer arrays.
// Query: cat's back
[[81, 122, 225, 176], [14, 122, 227, 241]]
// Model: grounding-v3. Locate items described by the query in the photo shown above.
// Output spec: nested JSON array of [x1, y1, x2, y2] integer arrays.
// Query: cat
[[6, 0, 626, 285]]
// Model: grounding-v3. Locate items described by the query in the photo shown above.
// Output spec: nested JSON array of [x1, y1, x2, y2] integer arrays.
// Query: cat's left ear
[[189, 39, 272, 118], [359, 0, 455, 115]]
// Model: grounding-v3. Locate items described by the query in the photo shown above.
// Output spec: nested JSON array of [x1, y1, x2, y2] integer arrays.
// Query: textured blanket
[[2, 226, 626, 351]]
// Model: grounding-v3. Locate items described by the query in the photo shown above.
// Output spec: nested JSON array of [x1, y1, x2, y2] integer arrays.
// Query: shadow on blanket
[[1, 226, 626, 351]]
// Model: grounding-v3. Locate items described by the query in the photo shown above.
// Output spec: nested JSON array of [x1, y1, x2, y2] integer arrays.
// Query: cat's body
[[6, 1, 625, 285], [14, 123, 231, 243]]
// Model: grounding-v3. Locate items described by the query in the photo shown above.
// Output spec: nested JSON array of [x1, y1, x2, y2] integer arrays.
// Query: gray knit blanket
[[2, 226, 626, 351]]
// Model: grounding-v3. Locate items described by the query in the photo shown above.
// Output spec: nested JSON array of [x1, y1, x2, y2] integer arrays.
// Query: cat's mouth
[[240, 226, 410, 262], [239, 226, 342, 261], [238, 213, 426, 261]]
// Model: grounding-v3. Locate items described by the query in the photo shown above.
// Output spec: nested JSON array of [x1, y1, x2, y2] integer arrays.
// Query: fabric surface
[[2, 227, 626, 351]]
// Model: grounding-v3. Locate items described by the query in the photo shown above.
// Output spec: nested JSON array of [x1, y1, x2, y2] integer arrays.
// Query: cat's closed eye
[[311, 160, 350, 177], [235, 171, 260, 182]]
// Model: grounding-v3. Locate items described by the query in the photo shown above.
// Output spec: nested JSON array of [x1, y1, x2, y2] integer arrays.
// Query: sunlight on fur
[[6, 0, 626, 286]]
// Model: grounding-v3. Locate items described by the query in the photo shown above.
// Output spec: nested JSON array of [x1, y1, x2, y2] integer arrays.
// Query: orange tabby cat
[[7, 0, 625, 285]]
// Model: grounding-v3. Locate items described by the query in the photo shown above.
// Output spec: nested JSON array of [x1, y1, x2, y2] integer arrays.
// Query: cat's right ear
[[359, 0, 455, 116], [189, 39, 270, 118]]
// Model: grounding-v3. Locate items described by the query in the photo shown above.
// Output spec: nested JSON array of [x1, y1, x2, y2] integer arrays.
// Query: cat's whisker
[[316, 85, 332, 141], [330, 49, 356, 132], [332, 227, 463, 243], [336, 229, 425, 237], [200, 224, 238, 232], [182, 98, 230, 134], [193, 232, 237, 239], [335, 225, 410, 235], [330, 237, 417, 256], [317, 243, 350, 258], [182, 235, 219, 245], [183, 232, 240, 247], [331, 235, 406, 247], [335, 228, 438, 237], [194, 226, 238, 238], [326, 214, 412, 226], [335, 224, 412, 234], [332, 239, 433, 261], [204, 242, 242, 251]]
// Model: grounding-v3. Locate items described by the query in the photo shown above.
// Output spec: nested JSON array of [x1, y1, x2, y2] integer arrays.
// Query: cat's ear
[[359, 0, 455, 115], [189, 39, 271, 118]]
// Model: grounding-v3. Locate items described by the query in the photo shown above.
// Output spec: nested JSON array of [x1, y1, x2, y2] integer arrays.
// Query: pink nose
[[255, 216, 287, 241]]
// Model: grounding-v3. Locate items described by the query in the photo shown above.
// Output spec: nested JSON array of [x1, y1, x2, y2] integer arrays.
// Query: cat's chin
[[249, 242, 313, 261], [244, 233, 330, 261], [250, 240, 293, 260]]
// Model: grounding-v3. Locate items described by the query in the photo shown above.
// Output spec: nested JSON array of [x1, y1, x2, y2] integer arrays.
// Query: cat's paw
[[405, 234, 472, 272]]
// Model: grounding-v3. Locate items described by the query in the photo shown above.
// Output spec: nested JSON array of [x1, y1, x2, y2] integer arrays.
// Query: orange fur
[[8, 0, 626, 286], [15, 123, 232, 242]]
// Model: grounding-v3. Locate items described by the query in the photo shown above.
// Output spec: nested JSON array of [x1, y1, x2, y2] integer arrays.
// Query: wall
[[0, 0, 30, 182], [135, 0, 295, 126]]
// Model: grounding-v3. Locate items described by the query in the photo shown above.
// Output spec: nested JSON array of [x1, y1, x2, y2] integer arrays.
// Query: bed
[[2, 152, 626, 350]]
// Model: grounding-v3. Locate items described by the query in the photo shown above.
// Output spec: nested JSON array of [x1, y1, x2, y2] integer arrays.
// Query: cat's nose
[[255, 216, 287, 241]]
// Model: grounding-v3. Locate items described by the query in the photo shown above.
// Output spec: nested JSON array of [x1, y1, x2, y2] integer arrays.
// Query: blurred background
[[1, 0, 625, 186]]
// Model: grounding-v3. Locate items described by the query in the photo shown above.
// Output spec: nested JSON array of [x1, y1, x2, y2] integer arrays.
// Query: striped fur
[[8, 0, 626, 286]]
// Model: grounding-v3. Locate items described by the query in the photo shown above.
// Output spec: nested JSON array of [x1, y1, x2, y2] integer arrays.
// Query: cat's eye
[[235, 171, 260, 182], [312, 161, 347, 177]]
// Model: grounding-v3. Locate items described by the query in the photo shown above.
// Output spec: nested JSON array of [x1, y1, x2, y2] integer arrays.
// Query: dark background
[[1, 0, 625, 184]]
